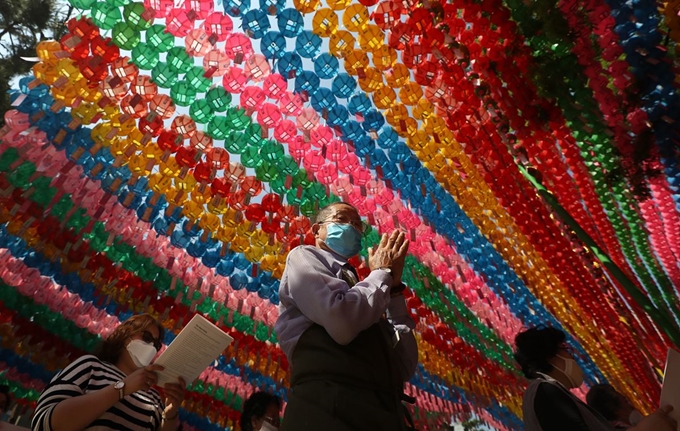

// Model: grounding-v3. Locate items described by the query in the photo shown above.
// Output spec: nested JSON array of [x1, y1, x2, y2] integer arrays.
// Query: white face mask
[[260, 421, 279, 431], [555, 354, 584, 388], [629, 409, 644, 426], [126, 339, 157, 367]]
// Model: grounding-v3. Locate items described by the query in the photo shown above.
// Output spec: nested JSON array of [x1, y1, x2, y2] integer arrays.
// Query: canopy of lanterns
[[1, 0, 679, 429]]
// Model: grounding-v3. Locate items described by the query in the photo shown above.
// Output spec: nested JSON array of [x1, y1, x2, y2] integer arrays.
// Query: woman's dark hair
[[240, 391, 281, 431], [514, 326, 566, 378], [586, 384, 625, 421], [94, 314, 164, 364], [0, 384, 11, 409]]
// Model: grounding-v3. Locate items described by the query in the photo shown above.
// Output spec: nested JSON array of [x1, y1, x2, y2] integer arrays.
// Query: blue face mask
[[324, 223, 362, 257]]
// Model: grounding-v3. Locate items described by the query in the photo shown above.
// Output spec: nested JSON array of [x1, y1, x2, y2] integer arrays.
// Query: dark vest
[[291, 321, 402, 396]]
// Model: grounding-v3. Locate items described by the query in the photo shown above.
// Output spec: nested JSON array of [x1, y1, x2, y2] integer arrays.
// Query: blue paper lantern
[[223, 0, 250, 16], [377, 126, 399, 149], [310, 87, 337, 111], [259, 0, 285, 13], [347, 93, 372, 115], [331, 73, 356, 99], [295, 30, 322, 58], [362, 109, 385, 132], [261, 31, 287, 59], [242, 9, 270, 39], [314, 53, 339, 79], [277, 51, 302, 78], [326, 104, 349, 127], [277, 8, 304, 38], [294, 70, 320, 94]]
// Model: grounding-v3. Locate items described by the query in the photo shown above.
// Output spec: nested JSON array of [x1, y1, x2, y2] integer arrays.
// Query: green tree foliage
[[462, 418, 484, 431], [0, 0, 71, 125]]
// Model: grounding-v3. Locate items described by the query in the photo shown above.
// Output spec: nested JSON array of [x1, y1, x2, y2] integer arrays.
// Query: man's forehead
[[330, 204, 359, 217]]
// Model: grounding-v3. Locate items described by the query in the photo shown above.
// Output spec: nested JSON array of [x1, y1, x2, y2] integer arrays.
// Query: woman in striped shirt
[[32, 314, 186, 431]]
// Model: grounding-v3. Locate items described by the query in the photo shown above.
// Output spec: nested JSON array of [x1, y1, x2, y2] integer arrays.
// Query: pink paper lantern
[[240, 86, 266, 110], [222, 66, 248, 93], [185, 28, 212, 57], [166, 8, 196, 37], [296, 107, 320, 131], [263, 74, 287, 100], [244, 53, 271, 81], [273, 119, 297, 143], [224, 33, 253, 60], [256, 103, 282, 128], [203, 49, 231, 76], [203, 12, 234, 42], [184, 0, 214, 20], [279, 91, 303, 116]]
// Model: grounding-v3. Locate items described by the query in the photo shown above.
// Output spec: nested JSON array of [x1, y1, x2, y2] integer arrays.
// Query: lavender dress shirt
[[275, 245, 418, 382]]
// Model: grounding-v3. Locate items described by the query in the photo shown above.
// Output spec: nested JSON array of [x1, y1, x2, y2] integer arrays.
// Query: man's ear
[[311, 223, 320, 236]]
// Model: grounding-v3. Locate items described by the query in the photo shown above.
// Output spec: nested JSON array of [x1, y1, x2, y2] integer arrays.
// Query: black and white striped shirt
[[32, 355, 164, 431]]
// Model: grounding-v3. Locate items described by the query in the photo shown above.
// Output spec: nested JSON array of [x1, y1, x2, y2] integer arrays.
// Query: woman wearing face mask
[[240, 392, 282, 431], [515, 327, 676, 431], [587, 384, 644, 430], [32, 314, 186, 431]]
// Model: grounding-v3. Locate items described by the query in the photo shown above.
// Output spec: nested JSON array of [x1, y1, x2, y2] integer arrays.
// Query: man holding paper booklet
[[32, 314, 187, 431], [276, 202, 418, 431]]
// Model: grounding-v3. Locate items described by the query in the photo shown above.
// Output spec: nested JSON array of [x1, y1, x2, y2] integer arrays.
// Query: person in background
[[32, 314, 186, 431], [239, 392, 281, 431], [0, 384, 11, 421], [275, 202, 418, 431], [587, 384, 644, 430], [515, 326, 676, 431]]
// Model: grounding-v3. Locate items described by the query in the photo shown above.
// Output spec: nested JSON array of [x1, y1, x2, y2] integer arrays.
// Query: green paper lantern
[[123, 2, 152, 31], [293, 168, 312, 189], [8, 162, 35, 188], [207, 115, 231, 140], [0, 148, 19, 171], [186, 66, 213, 93], [112, 22, 141, 50], [276, 155, 299, 176], [255, 322, 269, 341], [166, 46, 192, 73], [70, 0, 97, 9], [225, 107, 251, 131], [300, 199, 317, 217], [286, 188, 305, 206], [206, 87, 231, 112], [131, 42, 160, 70], [241, 146, 262, 168], [189, 98, 215, 124], [51, 196, 73, 220], [151, 62, 178, 88], [106, 0, 131, 6], [214, 387, 226, 402], [306, 182, 327, 201], [255, 160, 280, 181], [243, 123, 264, 145], [259, 140, 284, 162], [90, 2, 122, 30], [146, 24, 175, 52], [225, 131, 248, 154], [170, 80, 196, 106], [269, 175, 288, 194]]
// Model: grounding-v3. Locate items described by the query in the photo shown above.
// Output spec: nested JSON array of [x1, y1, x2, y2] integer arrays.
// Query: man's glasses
[[142, 331, 162, 350]]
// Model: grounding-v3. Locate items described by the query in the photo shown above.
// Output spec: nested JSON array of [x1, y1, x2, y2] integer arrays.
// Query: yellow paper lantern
[[328, 30, 355, 57], [312, 9, 339, 37], [342, 4, 369, 32]]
